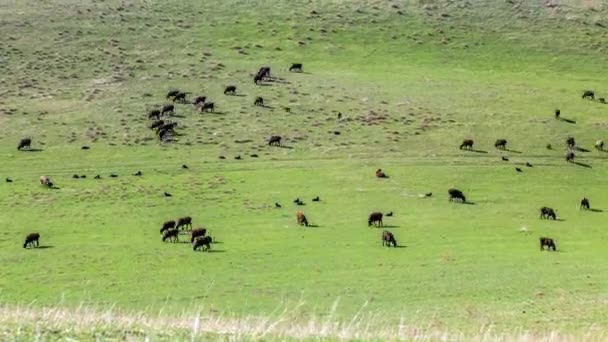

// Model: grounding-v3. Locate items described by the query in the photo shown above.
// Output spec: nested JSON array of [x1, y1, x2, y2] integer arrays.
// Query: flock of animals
[[12, 58, 606, 255]]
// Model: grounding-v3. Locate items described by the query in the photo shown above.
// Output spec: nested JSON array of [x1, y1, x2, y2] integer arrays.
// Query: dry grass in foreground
[[0, 303, 605, 341]]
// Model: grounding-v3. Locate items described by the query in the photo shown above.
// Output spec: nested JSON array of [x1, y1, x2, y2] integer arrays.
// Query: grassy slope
[[1, 0, 608, 336]]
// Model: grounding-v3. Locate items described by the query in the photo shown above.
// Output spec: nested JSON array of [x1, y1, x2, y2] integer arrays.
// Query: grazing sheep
[[160, 220, 176, 234], [162, 229, 179, 242], [193, 236, 212, 251], [172, 92, 187, 103], [268, 135, 281, 146], [448, 188, 466, 203], [459, 139, 474, 150], [254, 74, 263, 84], [166, 90, 180, 99], [539, 237, 556, 251], [17, 138, 31, 150], [582, 90, 595, 100], [565, 151, 575, 162], [150, 120, 164, 130], [289, 63, 303, 72], [191, 228, 207, 242], [275, 202, 282, 208], [254, 97, 264, 106], [224, 85, 236, 95], [23, 233, 40, 248], [580, 198, 590, 210], [375, 169, 388, 178], [600, 98, 606, 104], [312, 196, 320, 202], [382, 230, 397, 247], [494, 139, 507, 150], [258, 66, 271, 79], [540, 207, 557, 220], [555, 109, 560, 119], [160, 104, 174, 116], [176, 216, 192, 230], [296, 211, 308, 226], [39, 176, 53, 188], [192, 96, 206, 105], [566, 137, 576, 148], [368, 212, 383, 227], [595, 140, 604, 150], [201, 102, 215, 112], [148, 109, 161, 120]]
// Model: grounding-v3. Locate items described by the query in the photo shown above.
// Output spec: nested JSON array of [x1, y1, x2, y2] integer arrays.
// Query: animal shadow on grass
[[49, 186, 61, 190], [504, 149, 522, 154], [257, 83, 273, 87], [278, 144, 294, 149], [558, 117, 577, 124], [21, 148, 43, 152], [460, 201, 476, 205], [258, 105, 275, 110], [232, 94, 247, 97], [380, 225, 400, 228], [307, 224, 320, 228], [394, 245, 406, 249], [573, 161, 592, 168], [589, 208, 603, 213], [554, 218, 566, 222], [33, 245, 54, 249], [171, 114, 186, 119], [207, 249, 226, 253], [574, 147, 591, 153], [467, 149, 488, 154]]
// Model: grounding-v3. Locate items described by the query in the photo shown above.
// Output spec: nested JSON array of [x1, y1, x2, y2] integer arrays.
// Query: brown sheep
[[23, 233, 40, 248], [17, 138, 32, 150], [289, 63, 303, 72], [201, 102, 215, 112], [494, 139, 507, 149], [375, 169, 388, 178], [193, 236, 212, 251], [224, 85, 236, 95], [296, 211, 309, 226], [565, 151, 575, 162], [382, 230, 397, 247], [268, 135, 281, 146], [254, 97, 264, 106], [540, 237, 556, 251], [162, 229, 179, 242], [191, 228, 207, 242], [460, 139, 474, 150], [160, 220, 176, 234], [368, 212, 383, 227], [160, 104, 174, 116], [148, 109, 161, 120], [176, 216, 192, 230]]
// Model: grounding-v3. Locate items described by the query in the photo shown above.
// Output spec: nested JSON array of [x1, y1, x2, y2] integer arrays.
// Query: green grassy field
[[2, 0, 608, 339]]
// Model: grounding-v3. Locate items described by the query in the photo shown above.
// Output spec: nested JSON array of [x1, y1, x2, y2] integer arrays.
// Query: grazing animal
[[23, 233, 40, 248], [501, 156, 509, 161], [382, 230, 397, 247], [539, 237, 556, 251], [424, 192, 433, 197], [39, 176, 53, 188], [148, 109, 161, 120], [17, 138, 31, 150], [254, 74, 263, 84], [312, 196, 320, 202], [386, 211, 393, 217], [133, 171, 142, 176], [515, 167, 522, 172], [275, 202, 282, 208], [172, 92, 187, 103], [295, 199, 305, 205], [164, 191, 172, 197], [176, 216, 192, 230], [525, 162, 533, 167], [268, 135, 281, 146], [296, 211, 309, 226], [150, 120, 164, 130], [494, 139, 507, 150], [540, 207, 557, 220], [258, 66, 271, 79], [94, 175, 101, 179], [337, 112, 342, 120], [566, 137, 576, 148], [582, 90, 595, 100], [166, 90, 180, 99], [375, 169, 388, 178], [599, 97, 606, 104], [580, 197, 590, 210], [191, 228, 207, 242], [555, 109, 560, 119], [193, 236, 212, 251], [160, 104, 174, 116], [6, 177, 12, 183], [459, 139, 474, 150], [73, 174, 80, 179], [595, 140, 604, 150], [368, 212, 383, 227], [110, 173, 118, 178], [162, 229, 179, 242], [156, 122, 177, 135], [224, 85, 236, 95], [160, 220, 176, 234], [565, 151, 575, 162], [182, 164, 188, 169], [284, 107, 291, 113], [254, 97, 264, 106], [235, 155, 242, 160], [192, 96, 206, 105], [201, 102, 215, 112], [289, 63, 303, 72], [448, 188, 466, 203]]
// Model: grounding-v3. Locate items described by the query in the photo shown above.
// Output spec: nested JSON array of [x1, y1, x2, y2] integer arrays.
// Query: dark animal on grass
[[312, 196, 320, 202], [459, 139, 474, 150], [254, 97, 264, 106], [148, 109, 161, 120], [448, 188, 466, 203], [193, 236, 212, 251], [150, 120, 164, 130], [258, 66, 271, 79], [515, 167, 522, 173], [566, 137, 575, 148], [172, 92, 187, 103], [375, 169, 388, 178], [192, 96, 206, 105], [296, 211, 308, 226], [501, 156, 509, 161], [525, 162, 533, 167], [595, 140, 604, 150], [289, 63, 303, 72], [166, 90, 180, 99], [275, 202, 282, 208], [382, 230, 397, 247], [158, 129, 174, 143], [368, 212, 383, 227], [254, 74, 263, 84], [6, 178, 12, 183], [582, 90, 595, 100], [162, 229, 179, 242], [73, 174, 80, 179], [164, 191, 172, 197], [176, 216, 192, 230], [338, 112, 342, 120], [94, 175, 101, 179], [539, 237, 556, 251], [565, 151, 575, 162], [600, 98, 606, 104], [580, 197, 590, 210], [160, 104, 174, 116], [494, 139, 507, 150], [133, 171, 142, 176], [284, 107, 291, 113], [555, 109, 560, 119], [268, 135, 281, 146], [191, 228, 207, 242], [17, 138, 31, 150], [39, 176, 53, 188], [156, 122, 177, 135], [23, 233, 40, 248], [160, 220, 176, 234], [182, 164, 188, 169], [224, 85, 236, 95], [540, 207, 556, 220], [201, 102, 215, 112], [386, 212, 393, 217]]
